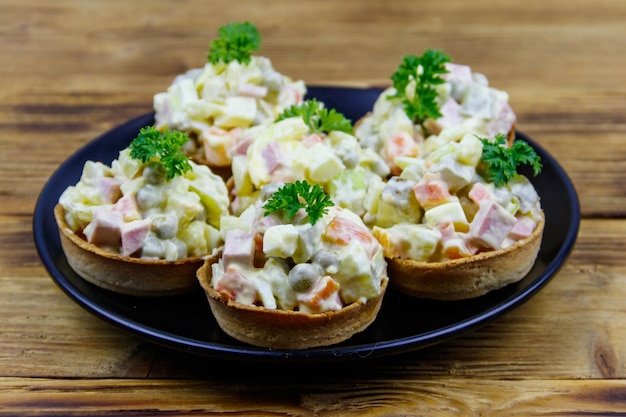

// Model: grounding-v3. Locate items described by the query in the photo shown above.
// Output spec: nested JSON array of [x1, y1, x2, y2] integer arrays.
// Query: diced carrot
[[215, 266, 257, 304], [413, 174, 451, 209], [325, 215, 379, 258], [371, 227, 403, 258], [202, 127, 240, 167], [306, 276, 340, 306], [384, 132, 419, 175]]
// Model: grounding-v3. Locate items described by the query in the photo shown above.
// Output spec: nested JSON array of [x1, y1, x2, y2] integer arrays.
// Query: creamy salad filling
[[355, 62, 516, 175], [59, 147, 230, 261], [211, 197, 387, 314], [154, 56, 306, 167], [363, 133, 542, 262], [230, 115, 390, 216]]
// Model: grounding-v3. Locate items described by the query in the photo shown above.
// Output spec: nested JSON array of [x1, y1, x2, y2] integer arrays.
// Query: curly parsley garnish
[[207, 21, 261, 65], [129, 126, 192, 180], [276, 99, 353, 135], [479, 133, 542, 187], [388, 49, 451, 126], [263, 180, 335, 225]]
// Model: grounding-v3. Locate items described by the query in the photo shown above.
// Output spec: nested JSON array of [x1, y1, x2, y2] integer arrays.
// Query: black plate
[[33, 86, 580, 363]]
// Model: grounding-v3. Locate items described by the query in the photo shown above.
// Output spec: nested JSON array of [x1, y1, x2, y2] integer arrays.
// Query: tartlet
[[197, 186, 389, 349], [197, 259, 388, 349], [56, 127, 229, 296], [55, 204, 214, 296], [385, 216, 544, 300], [153, 23, 305, 175], [354, 52, 517, 176], [365, 133, 545, 300]]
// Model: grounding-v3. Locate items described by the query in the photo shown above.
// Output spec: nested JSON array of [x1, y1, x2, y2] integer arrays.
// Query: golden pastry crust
[[54, 204, 215, 296], [386, 215, 544, 300], [196, 258, 389, 349]]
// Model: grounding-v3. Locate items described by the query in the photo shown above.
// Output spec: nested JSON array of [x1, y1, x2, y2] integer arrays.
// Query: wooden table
[[2, 0, 625, 415]]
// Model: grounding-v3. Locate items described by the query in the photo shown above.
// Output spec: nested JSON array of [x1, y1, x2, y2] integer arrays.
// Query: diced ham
[[301, 133, 323, 148], [120, 218, 151, 257], [112, 194, 140, 222], [83, 206, 123, 247], [431, 98, 465, 133], [96, 177, 122, 204], [230, 135, 253, 157], [222, 230, 256, 269], [413, 173, 451, 209], [508, 217, 537, 240], [443, 63, 474, 85], [238, 83, 268, 98], [468, 182, 493, 205], [469, 200, 517, 249], [261, 141, 286, 175], [325, 215, 380, 259], [436, 220, 456, 240], [254, 212, 283, 232], [215, 266, 257, 304]]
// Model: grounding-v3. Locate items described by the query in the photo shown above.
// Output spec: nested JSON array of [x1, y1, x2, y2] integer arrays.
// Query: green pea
[[288, 263, 321, 292]]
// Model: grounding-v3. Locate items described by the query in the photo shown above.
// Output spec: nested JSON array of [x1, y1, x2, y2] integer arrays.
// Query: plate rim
[[33, 86, 581, 363]]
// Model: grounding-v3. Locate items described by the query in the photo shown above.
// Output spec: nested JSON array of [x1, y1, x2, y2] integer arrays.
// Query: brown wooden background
[[2, 0, 626, 415]]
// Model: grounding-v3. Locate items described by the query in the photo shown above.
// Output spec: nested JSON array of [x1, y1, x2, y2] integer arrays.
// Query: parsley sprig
[[479, 133, 542, 187], [389, 49, 451, 126], [207, 21, 261, 65], [276, 99, 352, 135], [129, 126, 192, 180], [263, 180, 335, 225]]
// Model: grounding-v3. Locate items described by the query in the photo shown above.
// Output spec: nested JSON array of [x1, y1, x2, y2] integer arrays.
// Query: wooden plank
[[1, 377, 625, 416]]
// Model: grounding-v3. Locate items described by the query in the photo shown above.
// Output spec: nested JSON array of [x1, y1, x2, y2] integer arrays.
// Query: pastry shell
[[196, 257, 389, 350], [54, 204, 213, 296], [386, 215, 544, 300]]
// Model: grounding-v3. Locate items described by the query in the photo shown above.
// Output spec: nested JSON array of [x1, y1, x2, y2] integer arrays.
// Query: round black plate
[[33, 86, 580, 363]]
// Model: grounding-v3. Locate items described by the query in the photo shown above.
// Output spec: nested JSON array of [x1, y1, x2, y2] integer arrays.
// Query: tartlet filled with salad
[[196, 181, 388, 349], [153, 22, 306, 174], [55, 127, 230, 296], [355, 49, 517, 176], [229, 99, 390, 215], [356, 50, 544, 300]]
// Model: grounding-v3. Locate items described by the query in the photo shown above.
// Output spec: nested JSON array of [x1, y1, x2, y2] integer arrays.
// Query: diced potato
[[305, 143, 344, 183], [424, 200, 469, 231], [214, 96, 257, 128], [373, 224, 441, 261], [263, 224, 299, 258], [456, 133, 484, 166]]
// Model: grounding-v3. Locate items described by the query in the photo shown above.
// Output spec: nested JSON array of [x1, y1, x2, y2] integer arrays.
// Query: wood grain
[[2, 0, 626, 414], [1, 378, 626, 416]]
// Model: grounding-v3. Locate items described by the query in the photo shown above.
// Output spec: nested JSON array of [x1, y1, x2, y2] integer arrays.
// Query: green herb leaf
[[276, 99, 353, 134], [207, 21, 261, 65], [263, 180, 335, 225], [129, 126, 192, 180], [388, 49, 451, 126], [479, 133, 542, 187]]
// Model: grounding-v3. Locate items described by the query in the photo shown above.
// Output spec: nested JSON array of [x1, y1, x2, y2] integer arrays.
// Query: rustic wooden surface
[[2, 0, 626, 415]]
